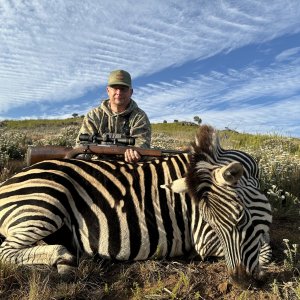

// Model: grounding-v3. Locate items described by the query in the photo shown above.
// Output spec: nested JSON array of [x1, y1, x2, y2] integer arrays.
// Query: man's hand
[[124, 148, 141, 163]]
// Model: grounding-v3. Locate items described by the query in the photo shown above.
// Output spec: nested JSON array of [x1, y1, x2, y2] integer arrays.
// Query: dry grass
[[0, 254, 299, 299]]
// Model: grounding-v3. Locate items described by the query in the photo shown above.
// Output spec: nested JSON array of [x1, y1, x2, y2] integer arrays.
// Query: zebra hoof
[[57, 263, 77, 281], [56, 254, 78, 279]]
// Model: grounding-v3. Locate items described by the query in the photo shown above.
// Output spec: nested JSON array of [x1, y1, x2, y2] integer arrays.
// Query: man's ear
[[130, 88, 133, 96]]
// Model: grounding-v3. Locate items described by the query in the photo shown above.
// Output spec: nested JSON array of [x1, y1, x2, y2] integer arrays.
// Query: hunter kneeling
[[75, 69, 151, 163]]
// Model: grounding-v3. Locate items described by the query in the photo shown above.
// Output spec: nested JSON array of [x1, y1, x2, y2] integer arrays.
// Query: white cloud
[[275, 47, 300, 62], [134, 55, 300, 137]]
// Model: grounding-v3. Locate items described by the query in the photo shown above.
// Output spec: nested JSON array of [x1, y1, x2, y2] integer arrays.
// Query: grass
[[0, 120, 299, 299], [0, 118, 83, 129]]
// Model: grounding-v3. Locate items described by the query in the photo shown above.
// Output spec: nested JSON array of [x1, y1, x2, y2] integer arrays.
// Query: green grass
[[1, 118, 83, 129]]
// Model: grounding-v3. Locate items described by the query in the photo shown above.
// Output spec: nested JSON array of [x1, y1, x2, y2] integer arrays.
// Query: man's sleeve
[[75, 109, 100, 145]]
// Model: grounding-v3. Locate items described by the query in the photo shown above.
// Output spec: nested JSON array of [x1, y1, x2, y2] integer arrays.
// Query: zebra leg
[[0, 235, 77, 274], [0, 216, 77, 275]]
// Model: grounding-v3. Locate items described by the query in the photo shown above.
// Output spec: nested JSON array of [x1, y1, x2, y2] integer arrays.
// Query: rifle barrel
[[161, 149, 188, 155]]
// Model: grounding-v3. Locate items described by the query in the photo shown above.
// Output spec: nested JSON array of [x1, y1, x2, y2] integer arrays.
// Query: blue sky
[[1, 1, 300, 137]]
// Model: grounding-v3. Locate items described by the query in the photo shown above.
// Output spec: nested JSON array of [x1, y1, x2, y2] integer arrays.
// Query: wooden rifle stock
[[27, 145, 187, 166], [27, 146, 73, 166]]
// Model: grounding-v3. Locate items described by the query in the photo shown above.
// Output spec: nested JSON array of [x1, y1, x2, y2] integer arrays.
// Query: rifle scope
[[79, 133, 135, 146]]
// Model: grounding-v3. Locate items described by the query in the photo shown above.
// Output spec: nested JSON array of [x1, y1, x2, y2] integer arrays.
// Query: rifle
[[27, 133, 188, 166]]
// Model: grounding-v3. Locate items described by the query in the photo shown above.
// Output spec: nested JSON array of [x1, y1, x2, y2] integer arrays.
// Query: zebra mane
[[190, 124, 219, 161]]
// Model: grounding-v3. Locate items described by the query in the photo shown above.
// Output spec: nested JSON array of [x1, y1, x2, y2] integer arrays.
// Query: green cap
[[108, 70, 132, 87]]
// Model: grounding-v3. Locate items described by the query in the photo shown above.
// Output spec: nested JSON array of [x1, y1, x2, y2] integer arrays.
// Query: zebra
[[0, 125, 272, 286]]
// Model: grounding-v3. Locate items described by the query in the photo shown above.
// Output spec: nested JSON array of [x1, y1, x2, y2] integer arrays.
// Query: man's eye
[[111, 86, 129, 92]]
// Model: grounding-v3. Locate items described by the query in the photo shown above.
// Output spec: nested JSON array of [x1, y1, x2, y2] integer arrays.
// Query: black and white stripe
[[0, 125, 272, 285]]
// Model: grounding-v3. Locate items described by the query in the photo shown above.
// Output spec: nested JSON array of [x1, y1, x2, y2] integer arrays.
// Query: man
[[76, 70, 151, 163]]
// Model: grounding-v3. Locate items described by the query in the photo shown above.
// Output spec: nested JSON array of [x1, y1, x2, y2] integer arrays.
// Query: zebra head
[[172, 125, 272, 287]]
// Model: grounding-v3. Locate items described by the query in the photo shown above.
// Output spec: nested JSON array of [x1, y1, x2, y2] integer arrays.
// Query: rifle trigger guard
[[64, 146, 93, 159], [83, 145, 91, 154]]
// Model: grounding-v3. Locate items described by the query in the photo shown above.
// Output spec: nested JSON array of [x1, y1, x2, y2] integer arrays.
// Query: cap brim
[[108, 81, 131, 87]]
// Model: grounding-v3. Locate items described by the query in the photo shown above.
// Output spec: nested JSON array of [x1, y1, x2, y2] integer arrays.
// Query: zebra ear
[[160, 177, 188, 193], [217, 161, 244, 185]]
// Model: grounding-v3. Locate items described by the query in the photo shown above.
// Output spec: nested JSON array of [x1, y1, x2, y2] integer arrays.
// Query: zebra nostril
[[229, 263, 266, 289]]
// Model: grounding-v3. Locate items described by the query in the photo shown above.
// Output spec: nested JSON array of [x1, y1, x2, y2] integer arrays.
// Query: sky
[[1, 0, 300, 137]]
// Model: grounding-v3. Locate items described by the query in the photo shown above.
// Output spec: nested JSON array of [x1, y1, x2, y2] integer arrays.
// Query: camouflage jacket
[[76, 99, 151, 148]]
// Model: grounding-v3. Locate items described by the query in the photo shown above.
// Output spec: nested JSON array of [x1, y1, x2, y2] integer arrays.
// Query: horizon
[[1, 1, 300, 137]]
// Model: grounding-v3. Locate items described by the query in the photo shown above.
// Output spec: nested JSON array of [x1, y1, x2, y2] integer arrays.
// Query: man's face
[[107, 85, 133, 110]]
